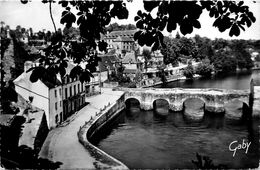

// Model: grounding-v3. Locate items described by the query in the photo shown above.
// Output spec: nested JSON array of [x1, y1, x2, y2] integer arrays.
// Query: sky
[[0, 0, 260, 40]]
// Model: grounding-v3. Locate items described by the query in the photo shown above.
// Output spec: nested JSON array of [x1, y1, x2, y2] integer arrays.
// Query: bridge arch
[[224, 99, 249, 121], [182, 97, 205, 121], [152, 99, 170, 115], [224, 98, 249, 108], [125, 97, 141, 110], [182, 97, 207, 108], [152, 99, 170, 109]]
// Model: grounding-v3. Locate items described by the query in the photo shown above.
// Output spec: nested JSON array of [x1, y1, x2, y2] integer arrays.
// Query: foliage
[[1, 81, 19, 114], [161, 36, 198, 66], [1, 23, 11, 88], [211, 49, 237, 74], [161, 36, 180, 66], [10, 33, 40, 79], [105, 22, 136, 32], [1, 121, 62, 169], [230, 40, 254, 69], [20, 1, 129, 85], [178, 37, 198, 59], [157, 65, 167, 86], [134, 1, 256, 51], [183, 61, 194, 79], [19, 0, 256, 85], [63, 26, 80, 40], [194, 35, 214, 60], [142, 48, 152, 71], [134, 69, 143, 83], [109, 64, 131, 84], [195, 58, 214, 78], [192, 153, 227, 169]]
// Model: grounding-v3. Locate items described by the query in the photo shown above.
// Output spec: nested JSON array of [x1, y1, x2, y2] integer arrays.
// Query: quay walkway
[[39, 88, 124, 169]]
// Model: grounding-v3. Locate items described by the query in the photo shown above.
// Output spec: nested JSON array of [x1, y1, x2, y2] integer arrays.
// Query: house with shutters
[[14, 61, 86, 129], [102, 30, 138, 56]]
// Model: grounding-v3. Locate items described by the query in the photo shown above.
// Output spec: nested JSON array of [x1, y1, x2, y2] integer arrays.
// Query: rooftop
[[121, 52, 137, 63], [98, 54, 120, 72], [104, 30, 137, 39]]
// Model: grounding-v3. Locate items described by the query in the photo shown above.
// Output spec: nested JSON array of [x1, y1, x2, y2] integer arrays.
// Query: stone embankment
[[77, 94, 128, 170], [39, 89, 127, 169]]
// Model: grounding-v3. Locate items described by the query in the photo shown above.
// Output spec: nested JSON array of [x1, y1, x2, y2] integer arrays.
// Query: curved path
[[39, 88, 124, 169]]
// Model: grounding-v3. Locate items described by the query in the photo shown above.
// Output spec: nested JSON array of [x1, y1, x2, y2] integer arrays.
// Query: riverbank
[[141, 75, 200, 88], [39, 88, 125, 169]]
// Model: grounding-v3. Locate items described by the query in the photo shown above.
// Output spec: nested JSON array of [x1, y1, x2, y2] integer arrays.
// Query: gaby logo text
[[229, 139, 251, 157]]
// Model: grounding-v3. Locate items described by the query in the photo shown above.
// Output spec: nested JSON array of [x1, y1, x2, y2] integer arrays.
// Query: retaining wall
[[77, 95, 128, 170]]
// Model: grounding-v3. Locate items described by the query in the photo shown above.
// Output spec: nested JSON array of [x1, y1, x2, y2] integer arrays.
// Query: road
[[39, 88, 124, 169]]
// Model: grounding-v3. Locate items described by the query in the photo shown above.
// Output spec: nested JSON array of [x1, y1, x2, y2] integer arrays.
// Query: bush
[[195, 59, 214, 78], [183, 63, 194, 79]]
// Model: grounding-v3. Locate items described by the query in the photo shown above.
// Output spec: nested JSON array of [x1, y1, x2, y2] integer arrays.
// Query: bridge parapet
[[118, 87, 250, 113]]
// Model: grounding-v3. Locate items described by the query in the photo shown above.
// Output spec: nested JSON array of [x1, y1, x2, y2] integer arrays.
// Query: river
[[90, 70, 260, 169]]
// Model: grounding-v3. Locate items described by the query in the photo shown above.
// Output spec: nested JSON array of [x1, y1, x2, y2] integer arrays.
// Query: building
[[14, 61, 86, 129], [102, 30, 137, 55]]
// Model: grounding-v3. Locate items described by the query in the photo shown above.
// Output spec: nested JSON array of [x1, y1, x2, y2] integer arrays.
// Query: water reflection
[[91, 70, 260, 169], [91, 106, 259, 169]]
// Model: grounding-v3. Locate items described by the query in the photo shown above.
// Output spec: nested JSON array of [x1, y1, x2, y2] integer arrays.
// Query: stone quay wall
[[77, 94, 128, 170]]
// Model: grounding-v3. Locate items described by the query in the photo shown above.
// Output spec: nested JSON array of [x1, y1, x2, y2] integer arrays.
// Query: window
[[55, 115, 58, 124], [78, 84, 80, 93], [67, 76, 70, 84], [60, 112, 62, 123], [55, 90, 57, 98], [70, 86, 72, 97], [59, 88, 61, 96], [55, 102, 57, 110], [60, 101, 62, 107], [65, 88, 67, 99], [82, 83, 84, 92], [74, 85, 76, 95]]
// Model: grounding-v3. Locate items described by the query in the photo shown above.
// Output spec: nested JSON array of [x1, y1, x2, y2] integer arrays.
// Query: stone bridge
[[115, 88, 251, 113]]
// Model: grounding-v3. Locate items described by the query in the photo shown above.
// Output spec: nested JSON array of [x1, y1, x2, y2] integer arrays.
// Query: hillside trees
[[19, 0, 256, 84], [105, 23, 136, 32], [161, 36, 198, 66], [195, 58, 214, 78], [211, 49, 237, 74], [230, 40, 254, 69], [161, 36, 180, 67], [183, 61, 195, 79]]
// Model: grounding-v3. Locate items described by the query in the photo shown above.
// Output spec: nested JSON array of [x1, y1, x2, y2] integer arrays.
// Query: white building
[[14, 61, 86, 129]]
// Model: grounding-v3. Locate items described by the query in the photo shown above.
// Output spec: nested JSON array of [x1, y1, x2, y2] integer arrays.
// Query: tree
[[142, 48, 152, 71], [178, 36, 198, 60], [230, 40, 254, 70], [0, 23, 11, 91], [183, 61, 194, 79], [134, 1, 256, 51], [19, 0, 256, 84], [195, 58, 214, 78], [157, 65, 167, 86], [63, 27, 80, 40], [194, 35, 214, 60], [211, 49, 237, 74], [106, 22, 136, 32], [175, 31, 181, 39], [161, 36, 179, 66]]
